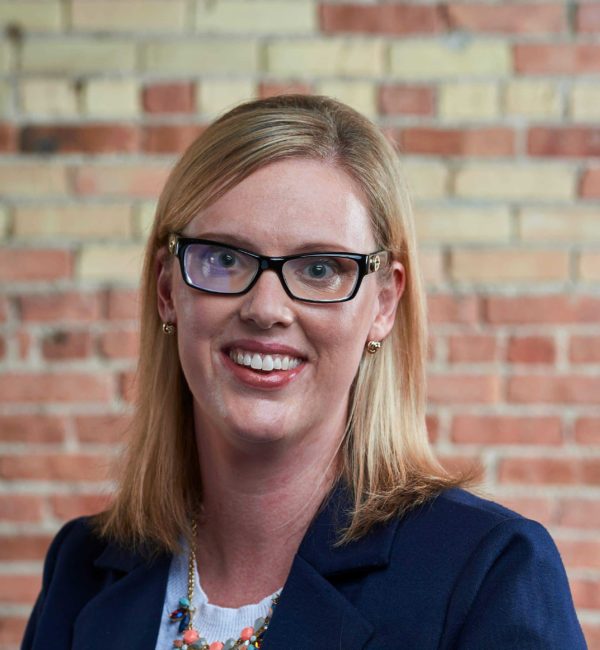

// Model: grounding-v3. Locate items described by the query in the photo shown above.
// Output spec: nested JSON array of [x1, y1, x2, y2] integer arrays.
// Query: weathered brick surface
[[1, 5, 598, 646]]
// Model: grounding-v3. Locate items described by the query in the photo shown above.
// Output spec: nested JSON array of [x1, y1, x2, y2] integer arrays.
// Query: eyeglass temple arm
[[168, 234, 179, 256], [367, 251, 391, 274]]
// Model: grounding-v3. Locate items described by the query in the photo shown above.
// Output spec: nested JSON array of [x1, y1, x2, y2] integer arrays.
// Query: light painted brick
[[78, 245, 145, 283], [0, 81, 10, 115], [84, 79, 140, 117], [198, 79, 255, 116], [196, 0, 315, 34], [504, 80, 560, 118], [20, 79, 78, 116], [267, 39, 384, 76], [0, 204, 10, 240], [439, 83, 499, 120], [390, 40, 510, 80], [519, 207, 600, 242], [0, 1, 62, 32], [402, 161, 448, 200], [455, 164, 575, 201], [22, 39, 136, 74], [579, 252, 600, 282], [416, 206, 511, 243], [0, 42, 13, 73], [419, 249, 445, 285], [451, 249, 570, 282], [314, 80, 376, 118], [71, 1, 186, 32], [13, 205, 133, 239], [143, 41, 259, 74], [133, 202, 157, 238], [0, 164, 68, 196], [571, 85, 600, 121]]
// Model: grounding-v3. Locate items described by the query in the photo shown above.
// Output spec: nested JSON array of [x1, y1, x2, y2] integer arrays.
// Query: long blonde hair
[[94, 95, 481, 554]]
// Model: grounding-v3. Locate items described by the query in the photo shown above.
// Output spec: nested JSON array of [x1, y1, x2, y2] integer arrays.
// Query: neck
[[192, 407, 345, 607]]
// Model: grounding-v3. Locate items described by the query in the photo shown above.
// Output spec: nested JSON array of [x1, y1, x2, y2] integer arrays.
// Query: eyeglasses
[[168, 234, 390, 304]]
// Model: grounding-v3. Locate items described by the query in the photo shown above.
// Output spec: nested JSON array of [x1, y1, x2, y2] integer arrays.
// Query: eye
[[306, 262, 331, 279], [212, 251, 236, 268]]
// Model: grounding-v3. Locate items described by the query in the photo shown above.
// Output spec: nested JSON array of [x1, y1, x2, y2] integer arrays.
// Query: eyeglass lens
[[182, 242, 360, 301]]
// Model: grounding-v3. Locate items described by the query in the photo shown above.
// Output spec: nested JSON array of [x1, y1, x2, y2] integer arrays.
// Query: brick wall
[[0, 1, 599, 647]]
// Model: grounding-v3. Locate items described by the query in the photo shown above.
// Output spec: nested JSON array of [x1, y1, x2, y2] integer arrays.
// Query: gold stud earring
[[162, 322, 176, 335], [366, 340, 381, 354]]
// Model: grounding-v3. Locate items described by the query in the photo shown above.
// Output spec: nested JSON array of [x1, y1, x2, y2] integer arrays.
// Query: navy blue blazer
[[22, 487, 586, 649]]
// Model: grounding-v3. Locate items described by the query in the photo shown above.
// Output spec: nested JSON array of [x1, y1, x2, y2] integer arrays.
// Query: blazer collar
[[81, 483, 400, 650]]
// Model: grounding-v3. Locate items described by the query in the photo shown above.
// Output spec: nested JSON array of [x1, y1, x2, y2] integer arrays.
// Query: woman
[[22, 95, 586, 649]]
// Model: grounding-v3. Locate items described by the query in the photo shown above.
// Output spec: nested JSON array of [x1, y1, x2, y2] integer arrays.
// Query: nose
[[239, 269, 295, 330]]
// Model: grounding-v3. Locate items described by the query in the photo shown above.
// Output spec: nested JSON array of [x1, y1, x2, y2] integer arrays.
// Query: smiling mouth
[[228, 349, 303, 372]]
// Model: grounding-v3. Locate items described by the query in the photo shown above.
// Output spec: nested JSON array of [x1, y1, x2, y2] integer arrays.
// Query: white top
[[154, 540, 282, 648]]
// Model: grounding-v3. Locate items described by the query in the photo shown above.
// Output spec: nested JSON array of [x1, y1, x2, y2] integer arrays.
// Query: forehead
[[185, 158, 376, 254]]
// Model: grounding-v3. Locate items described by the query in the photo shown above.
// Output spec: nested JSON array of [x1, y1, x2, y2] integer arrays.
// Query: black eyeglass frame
[[168, 233, 390, 304]]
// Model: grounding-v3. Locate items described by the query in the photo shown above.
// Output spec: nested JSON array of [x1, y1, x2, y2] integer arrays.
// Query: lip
[[220, 344, 307, 391], [222, 339, 307, 360]]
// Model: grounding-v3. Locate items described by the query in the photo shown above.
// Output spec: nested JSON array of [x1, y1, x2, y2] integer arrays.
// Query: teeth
[[228, 349, 303, 372]]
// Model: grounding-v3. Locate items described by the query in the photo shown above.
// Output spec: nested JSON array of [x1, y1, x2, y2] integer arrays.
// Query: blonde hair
[[94, 95, 481, 554]]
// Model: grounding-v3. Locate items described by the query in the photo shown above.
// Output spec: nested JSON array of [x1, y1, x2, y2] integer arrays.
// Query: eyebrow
[[187, 232, 354, 254]]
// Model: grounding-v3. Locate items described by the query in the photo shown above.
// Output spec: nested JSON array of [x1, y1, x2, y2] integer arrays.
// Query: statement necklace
[[168, 522, 280, 650]]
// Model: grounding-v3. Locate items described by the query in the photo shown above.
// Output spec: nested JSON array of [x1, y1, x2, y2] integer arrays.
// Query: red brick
[[484, 295, 600, 324], [258, 82, 313, 98], [41, 330, 93, 360], [580, 169, 600, 199], [571, 578, 600, 610], [142, 124, 205, 154], [427, 294, 480, 324], [393, 127, 515, 157], [582, 624, 600, 649], [0, 578, 40, 610], [20, 124, 139, 154], [0, 535, 53, 561], [558, 498, 600, 529], [0, 335, 5, 360], [498, 458, 600, 485], [0, 249, 72, 282], [575, 418, 600, 445], [506, 336, 555, 364], [0, 372, 112, 403], [50, 494, 111, 519], [18, 291, 102, 322], [448, 335, 498, 363], [319, 3, 445, 34], [577, 3, 600, 32], [74, 164, 171, 198], [514, 44, 600, 74], [0, 616, 28, 644], [105, 288, 140, 320], [0, 295, 7, 322], [427, 374, 500, 403], [74, 413, 131, 444], [378, 84, 435, 116], [451, 415, 562, 445], [0, 122, 18, 152], [570, 336, 600, 363], [0, 415, 66, 443], [0, 495, 43, 522], [142, 82, 195, 113], [496, 497, 554, 525], [556, 538, 600, 569], [528, 127, 600, 158], [426, 414, 439, 444], [98, 328, 139, 358], [18, 329, 31, 360], [119, 370, 137, 403], [508, 375, 600, 404], [0, 454, 110, 481], [447, 3, 565, 34]]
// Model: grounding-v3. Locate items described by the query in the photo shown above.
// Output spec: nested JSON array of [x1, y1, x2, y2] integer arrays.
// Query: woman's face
[[157, 158, 404, 455]]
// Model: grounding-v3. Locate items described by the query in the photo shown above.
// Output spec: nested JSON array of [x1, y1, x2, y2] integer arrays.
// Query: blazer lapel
[[263, 484, 400, 650], [72, 544, 171, 650]]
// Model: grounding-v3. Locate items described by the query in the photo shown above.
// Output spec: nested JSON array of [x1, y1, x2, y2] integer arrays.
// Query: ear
[[156, 245, 176, 324], [367, 260, 405, 343]]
